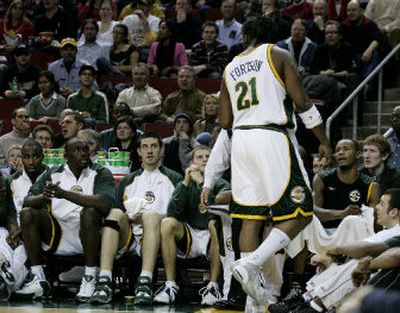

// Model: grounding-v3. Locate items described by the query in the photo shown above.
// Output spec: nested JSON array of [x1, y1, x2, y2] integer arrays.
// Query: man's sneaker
[[199, 283, 222, 306], [76, 275, 96, 302], [268, 293, 306, 313], [89, 276, 112, 304], [15, 274, 51, 300], [134, 276, 153, 305], [59, 266, 84, 283], [245, 295, 269, 313], [284, 282, 305, 300], [154, 282, 179, 304], [0, 252, 15, 289], [231, 259, 262, 301]]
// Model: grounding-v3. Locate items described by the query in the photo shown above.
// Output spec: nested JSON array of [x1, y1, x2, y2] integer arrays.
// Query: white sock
[[165, 280, 178, 289], [140, 270, 153, 280], [85, 266, 98, 277], [31, 265, 45, 280], [245, 228, 290, 267], [99, 269, 112, 280], [310, 300, 324, 312], [208, 281, 219, 289]]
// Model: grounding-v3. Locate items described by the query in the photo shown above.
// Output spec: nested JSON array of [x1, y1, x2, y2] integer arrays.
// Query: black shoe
[[213, 296, 245, 310], [134, 276, 153, 305], [268, 293, 306, 313], [288, 301, 320, 313]]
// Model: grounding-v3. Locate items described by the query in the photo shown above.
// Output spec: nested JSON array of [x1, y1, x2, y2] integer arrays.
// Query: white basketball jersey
[[224, 44, 292, 128]]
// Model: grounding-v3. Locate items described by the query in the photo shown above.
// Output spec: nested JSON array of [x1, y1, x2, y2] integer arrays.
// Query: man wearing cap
[[48, 38, 89, 99], [163, 112, 200, 175], [122, 0, 160, 48], [0, 45, 40, 101]]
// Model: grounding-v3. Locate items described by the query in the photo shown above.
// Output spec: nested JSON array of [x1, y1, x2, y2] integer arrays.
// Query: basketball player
[[218, 15, 332, 303]]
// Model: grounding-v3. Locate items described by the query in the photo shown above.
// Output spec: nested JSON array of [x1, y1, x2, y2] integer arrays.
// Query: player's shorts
[[230, 126, 313, 222], [42, 212, 83, 255], [117, 224, 142, 258], [176, 223, 210, 259]]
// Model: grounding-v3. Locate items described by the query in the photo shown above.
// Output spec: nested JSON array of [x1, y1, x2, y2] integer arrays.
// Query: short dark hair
[[37, 70, 57, 91], [139, 131, 162, 147], [79, 65, 96, 76], [32, 124, 54, 141], [202, 21, 219, 35], [22, 139, 43, 154], [11, 107, 27, 119], [242, 15, 279, 46], [384, 188, 400, 211], [325, 20, 341, 34], [82, 18, 99, 33], [114, 115, 137, 134], [63, 111, 85, 125]]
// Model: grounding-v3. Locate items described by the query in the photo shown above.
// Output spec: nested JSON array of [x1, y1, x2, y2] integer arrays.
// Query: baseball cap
[[15, 45, 31, 56], [60, 38, 77, 49], [174, 112, 194, 128]]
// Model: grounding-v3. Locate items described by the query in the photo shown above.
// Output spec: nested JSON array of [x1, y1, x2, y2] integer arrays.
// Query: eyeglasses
[[16, 115, 29, 119]]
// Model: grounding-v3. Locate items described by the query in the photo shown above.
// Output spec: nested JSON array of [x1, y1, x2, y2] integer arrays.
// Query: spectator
[[193, 93, 219, 138], [113, 115, 141, 172], [167, 0, 202, 49], [33, 0, 76, 41], [261, 0, 290, 42], [160, 66, 206, 122], [118, 0, 165, 21], [277, 19, 317, 77], [0, 144, 22, 175], [341, 0, 384, 78], [32, 124, 54, 149], [0, 0, 35, 49], [122, 0, 160, 48], [283, 0, 313, 24], [55, 111, 84, 148], [77, 18, 110, 68], [163, 112, 200, 175], [191, 21, 229, 78], [67, 65, 109, 124], [26, 71, 66, 123], [327, 0, 349, 21], [0, 107, 30, 165], [97, 23, 140, 76], [48, 38, 89, 99], [77, 128, 101, 163], [216, 0, 243, 50], [115, 63, 162, 124], [77, 0, 117, 25], [306, 0, 329, 44], [0, 44, 40, 101], [364, 0, 400, 49], [147, 20, 188, 78], [388, 106, 400, 170]]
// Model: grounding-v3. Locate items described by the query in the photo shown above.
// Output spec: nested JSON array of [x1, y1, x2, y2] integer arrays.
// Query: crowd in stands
[[0, 0, 397, 312]]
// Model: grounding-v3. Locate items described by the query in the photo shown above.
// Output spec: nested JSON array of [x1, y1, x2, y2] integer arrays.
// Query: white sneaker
[[15, 274, 51, 300], [59, 266, 85, 283], [154, 282, 179, 304], [231, 259, 263, 301], [199, 283, 222, 306], [0, 252, 15, 289], [245, 295, 268, 313], [76, 275, 96, 302]]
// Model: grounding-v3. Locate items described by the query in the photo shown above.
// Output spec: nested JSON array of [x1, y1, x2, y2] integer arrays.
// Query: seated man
[[154, 145, 231, 305], [269, 188, 400, 313], [54, 111, 85, 148], [77, 129, 101, 164], [16, 138, 115, 301], [89, 132, 182, 304], [32, 125, 55, 150]]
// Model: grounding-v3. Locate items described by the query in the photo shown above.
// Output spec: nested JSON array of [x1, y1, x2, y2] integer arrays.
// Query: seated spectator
[[48, 38, 89, 99], [160, 65, 206, 122], [341, 0, 384, 78], [147, 20, 188, 79], [67, 65, 109, 124], [364, 0, 400, 49], [15, 138, 115, 301], [115, 63, 162, 124], [122, 0, 160, 48], [277, 19, 317, 77], [77, 18, 110, 68], [113, 115, 141, 172], [0, 0, 35, 50], [327, 0, 349, 21], [97, 23, 140, 76], [33, 0, 76, 41], [163, 112, 200, 175], [216, 0, 243, 51], [0, 107, 30, 165], [283, 0, 313, 24], [261, 0, 290, 42], [362, 134, 400, 194], [54, 111, 84, 148], [0, 144, 22, 175], [118, 0, 165, 21], [155, 145, 230, 305], [387, 106, 400, 170], [306, 0, 329, 44], [32, 124, 54, 149], [167, 0, 202, 50], [193, 93, 219, 138], [77, 0, 118, 25], [0, 44, 40, 101], [77, 128, 101, 163], [26, 71, 66, 123], [190, 21, 229, 78]]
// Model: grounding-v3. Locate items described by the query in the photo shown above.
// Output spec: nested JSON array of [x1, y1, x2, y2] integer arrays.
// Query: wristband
[[298, 105, 323, 129]]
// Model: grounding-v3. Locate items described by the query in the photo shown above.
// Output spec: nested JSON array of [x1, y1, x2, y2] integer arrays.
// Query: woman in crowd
[[26, 71, 66, 123], [193, 94, 220, 138], [0, 0, 34, 49], [77, 0, 117, 25], [147, 20, 188, 78]]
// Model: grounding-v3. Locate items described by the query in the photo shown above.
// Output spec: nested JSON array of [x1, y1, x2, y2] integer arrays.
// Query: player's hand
[[128, 212, 142, 224], [362, 50, 372, 62], [200, 187, 212, 206], [310, 254, 333, 273], [351, 259, 372, 287], [318, 143, 333, 167], [6, 227, 21, 249], [43, 181, 64, 199], [342, 204, 362, 217]]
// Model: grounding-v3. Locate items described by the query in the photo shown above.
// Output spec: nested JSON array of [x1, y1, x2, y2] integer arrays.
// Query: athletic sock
[[85, 266, 98, 278], [245, 228, 290, 267], [165, 280, 178, 289], [31, 265, 45, 280], [140, 270, 153, 281], [99, 269, 112, 280]]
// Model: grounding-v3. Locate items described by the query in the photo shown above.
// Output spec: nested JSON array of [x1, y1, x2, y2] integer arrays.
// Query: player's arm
[[273, 46, 332, 162], [219, 78, 233, 129], [328, 241, 390, 259], [312, 174, 342, 222]]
